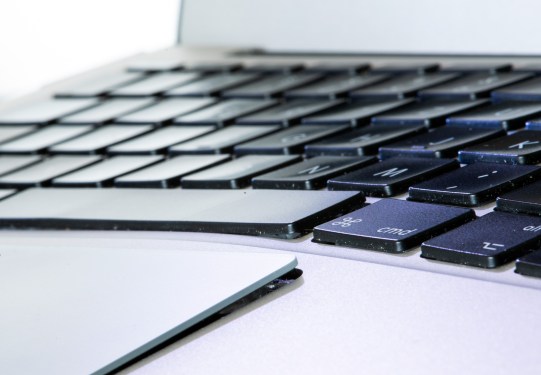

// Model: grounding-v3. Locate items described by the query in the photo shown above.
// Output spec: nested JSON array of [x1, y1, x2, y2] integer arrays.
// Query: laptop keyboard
[[1, 58, 541, 277]]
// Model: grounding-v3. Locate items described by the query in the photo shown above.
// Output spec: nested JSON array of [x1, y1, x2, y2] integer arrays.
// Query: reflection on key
[[222, 74, 322, 99], [49, 125, 154, 154], [115, 155, 231, 188], [0, 126, 37, 145], [181, 154, 301, 189], [0, 125, 93, 154], [114, 98, 215, 124], [0, 155, 102, 188], [0, 98, 98, 125], [55, 71, 146, 98], [58, 98, 155, 125], [165, 73, 261, 97], [285, 75, 388, 100], [109, 72, 201, 97], [0, 155, 42, 176], [52, 156, 163, 187]]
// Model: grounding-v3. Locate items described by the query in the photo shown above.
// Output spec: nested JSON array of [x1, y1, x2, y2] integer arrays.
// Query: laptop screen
[[181, 0, 541, 55]]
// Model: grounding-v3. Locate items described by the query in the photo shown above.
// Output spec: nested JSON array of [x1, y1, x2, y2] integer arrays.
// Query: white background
[[0, 0, 179, 100]]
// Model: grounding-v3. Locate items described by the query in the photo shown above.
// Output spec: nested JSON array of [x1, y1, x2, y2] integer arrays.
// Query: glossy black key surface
[[52, 156, 163, 187], [55, 71, 146, 98], [0, 188, 364, 239], [0, 125, 93, 154], [440, 63, 512, 74], [304, 62, 370, 75], [0, 98, 98, 125], [173, 99, 277, 126], [304, 125, 426, 157], [252, 156, 376, 190], [409, 163, 541, 206], [115, 155, 231, 188], [242, 63, 304, 74], [527, 120, 541, 130], [458, 130, 541, 164], [421, 211, 541, 268], [49, 125, 154, 154], [491, 76, 541, 102], [371, 99, 488, 128], [371, 63, 439, 74], [0, 155, 101, 188], [170, 125, 280, 154], [515, 251, 541, 278], [184, 62, 242, 73], [313, 198, 474, 253], [236, 100, 343, 126], [302, 99, 413, 125], [114, 98, 215, 124], [0, 126, 37, 145], [234, 125, 350, 155], [497, 180, 541, 216], [350, 74, 458, 100], [110, 72, 201, 97], [0, 190, 17, 201], [285, 75, 388, 100], [164, 73, 261, 97], [58, 98, 155, 125], [446, 102, 541, 131], [418, 73, 533, 100], [126, 57, 183, 72], [327, 157, 459, 196], [379, 127, 505, 159], [181, 155, 301, 189], [222, 74, 322, 99], [0, 155, 41, 176], [108, 126, 215, 155]]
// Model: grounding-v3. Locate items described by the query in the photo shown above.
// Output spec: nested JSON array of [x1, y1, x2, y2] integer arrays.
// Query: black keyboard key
[[0, 155, 41, 176], [458, 130, 541, 164], [305, 125, 426, 157], [58, 98, 155, 125], [515, 251, 541, 278], [236, 100, 343, 126], [114, 98, 215, 124], [109, 73, 201, 97], [304, 62, 370, 75], [49, 125, 154, 154], [164, 73, 261, 97], [409, 163, 541, 206], [0, 155, 101, 188], [421, 211, 541, 268], [313, 198, 474, 253], [301, 99, 414, 125], [371, 99, 488, 128], [350, 74, 458, 100], [446, 102, 541, 131], [242, 63, 304, 74], [526, 120, 541, 130], [491, 76, 541, 102], [419, 73, 533, 100], [52, 156, 163, 187], [252, 156, 376, 190], [0, 188, 364, 239], [235, 125, 349, 155], [108, 126, 215, 155], [184, 62, 242, 73], [379, 127, 505, 159], [55, 71, 146, 98], [181, 155, 301, 189], [126, 57, 183, 72], [496, 180, 541, 216], [0, 98, 98, 125], [0, 190, 17, 201], [0, 125, 93, 154], [114, 155, 231, 188], [440, 63, 512, 74], [285, 75, 388, 100], [222, 74, 322, 99], [371, 63, 440, 74], [170, 125, 280, 154], [327, 157, 459, 196], [0, 126, 37, 145], [173, 99, 277, 126]]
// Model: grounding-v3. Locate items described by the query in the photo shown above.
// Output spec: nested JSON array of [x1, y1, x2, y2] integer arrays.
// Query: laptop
[[1, 0, 541, 374]]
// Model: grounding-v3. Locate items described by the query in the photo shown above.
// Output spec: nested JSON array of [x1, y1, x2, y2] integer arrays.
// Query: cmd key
[[421, 211, 541, 268], [313, 198, 474, 253], [496, 180, 541, 216]]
